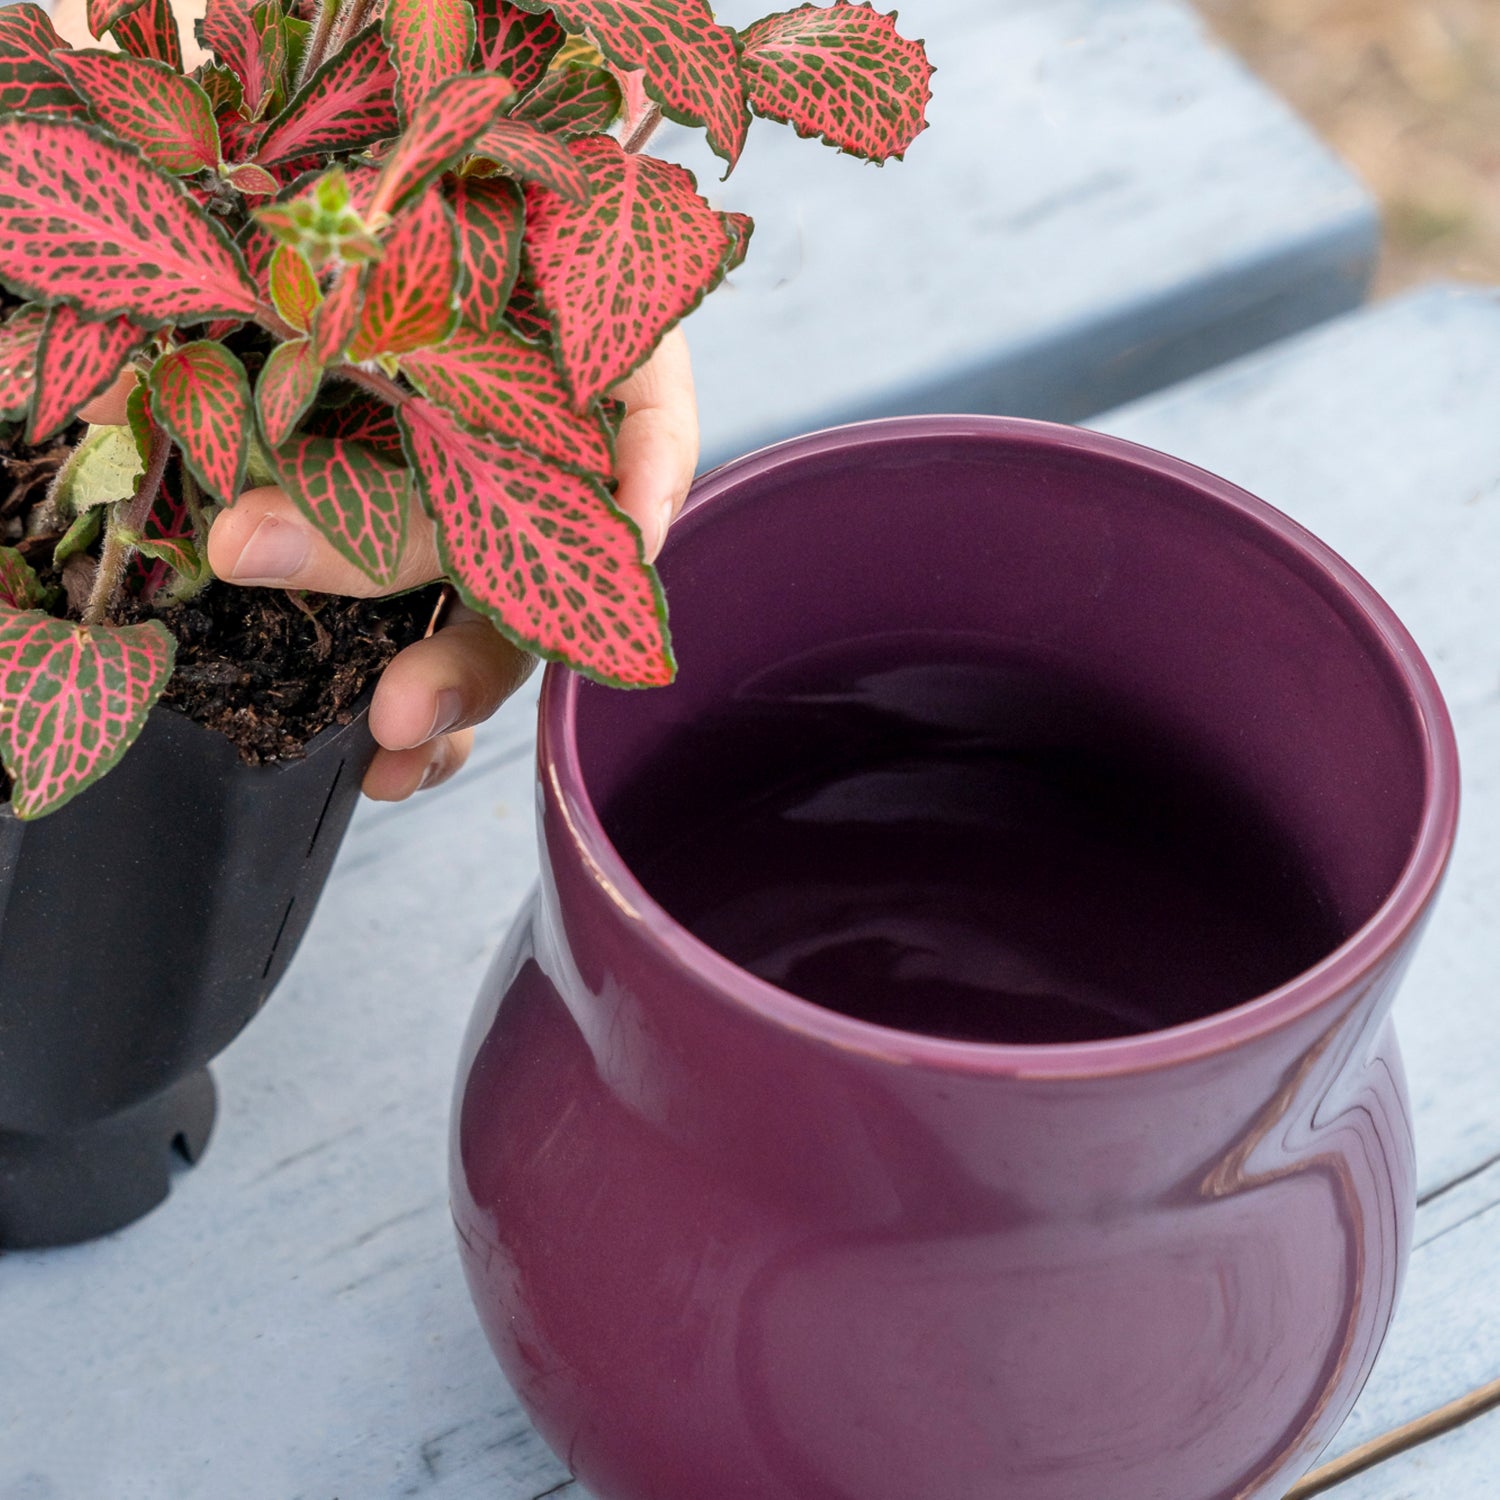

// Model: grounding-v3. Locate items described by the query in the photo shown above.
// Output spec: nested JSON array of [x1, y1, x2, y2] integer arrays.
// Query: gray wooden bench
[[686, 0, 1376, 465], [6, 282, 1497, 1496]]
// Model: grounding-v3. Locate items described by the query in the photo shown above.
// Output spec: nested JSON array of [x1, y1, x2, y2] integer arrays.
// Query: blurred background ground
[[1192, 0, 1500, 294]]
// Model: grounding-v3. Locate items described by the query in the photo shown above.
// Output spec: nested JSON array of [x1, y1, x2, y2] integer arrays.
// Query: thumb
[[208, 486, 443, 596]]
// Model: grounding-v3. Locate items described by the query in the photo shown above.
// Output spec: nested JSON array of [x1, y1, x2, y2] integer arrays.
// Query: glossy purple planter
[[452, 418, 1459, 1500]]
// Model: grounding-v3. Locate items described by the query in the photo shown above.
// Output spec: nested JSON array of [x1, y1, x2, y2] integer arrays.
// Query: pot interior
[[569, 421, 1436, 1043]]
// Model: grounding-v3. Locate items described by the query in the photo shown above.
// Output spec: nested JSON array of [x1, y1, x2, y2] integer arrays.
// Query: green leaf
[[149, 342, 253, 505], [52, 424, 145, 513], [0, 610, 176, 818], [133, 533, 208, 584], [53, 506, 103, 564], [269, 245, 322, 333], [0, 4, 88, 118]]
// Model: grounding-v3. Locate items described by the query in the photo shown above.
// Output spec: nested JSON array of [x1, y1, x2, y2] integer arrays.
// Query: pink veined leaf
[[0, 548, 45, 610], [199, 0, 277, 119], [448, 174, 522, 333], [0, 4, 88, 118], [225, 161, 279, 196], [473, 117, 591, 205], [400, 397, 671, 686], [383, 0, 476, 124], [149, 341, 253, 504], [255, 338, 322, 446], [304, 391, 404, 461], [0, 610, 176, 819], [401, 324, 613, 475], [29, 306, 149, 443], [219, 110, 268, 161], [109, 0, 184, 71], [273, 433, 408, 585], [504, 274, 551, 343], [471, 0, 562, 91], [197, 63, 244, 115], [52, 49, 220, 176], [512, 62, 623, 137], [368, 72, 514, 221], [269, 245, 321, 332], [524, 136, 731, 407], [87, 0, 145, 39], [310, 266, 363, 364], [508, 0, 748, 169], [738, 2, 934, 163], [0, 306, 47, 421], [0, 118, 259, 324], [722, 208, 754, 275], [143, 464, 188, 539], [237, 218, 279, 301], [347, 186, 460, 362], [133, 533, 206, 581], [255, 24, 399, 166]]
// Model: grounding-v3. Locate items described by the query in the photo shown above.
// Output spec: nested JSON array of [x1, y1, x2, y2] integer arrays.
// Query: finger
[[367, 603, 535, 752], [610, 326, 698, 562], [361, 729, 475, 801], [208, 486, 443, 596], [77, 371, 136, 428]]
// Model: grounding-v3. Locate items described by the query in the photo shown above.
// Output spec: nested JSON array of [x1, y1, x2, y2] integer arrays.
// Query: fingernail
[[231, 516, 310, 583], [646, 499, 675, 562], [425, 688, 464, 744], [418, 749, 449, 791]]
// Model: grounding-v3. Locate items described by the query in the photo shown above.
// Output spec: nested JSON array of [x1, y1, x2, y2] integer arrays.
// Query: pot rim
[[541, 415, 1461, 1079]]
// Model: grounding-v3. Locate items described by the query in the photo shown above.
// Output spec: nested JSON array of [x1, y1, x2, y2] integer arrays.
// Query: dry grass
[[1193, 0, 1500, 294]]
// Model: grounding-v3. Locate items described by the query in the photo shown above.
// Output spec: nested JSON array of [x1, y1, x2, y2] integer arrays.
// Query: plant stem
[[180, 467, 210, 552], [624, 104, 663, 154], [328, 0, 377, 58], [298, 0, 343, 89], [336, 363, 410, 409], [82, 424, 171, 628]]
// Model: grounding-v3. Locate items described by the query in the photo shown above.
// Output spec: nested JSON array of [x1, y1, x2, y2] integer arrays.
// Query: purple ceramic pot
[[451, 418, 1458, 1500]]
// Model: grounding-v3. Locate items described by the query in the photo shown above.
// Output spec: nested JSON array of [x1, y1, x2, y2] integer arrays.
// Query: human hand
[[77, 328, 699, 798]]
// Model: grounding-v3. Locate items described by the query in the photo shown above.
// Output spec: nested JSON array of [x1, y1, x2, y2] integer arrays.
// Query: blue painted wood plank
[[684, 0, 1375, 466]]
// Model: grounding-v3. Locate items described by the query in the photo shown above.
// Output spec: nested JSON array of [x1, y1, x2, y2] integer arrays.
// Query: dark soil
[[120, 582, 444, 765], [0, 418, 79, 558]]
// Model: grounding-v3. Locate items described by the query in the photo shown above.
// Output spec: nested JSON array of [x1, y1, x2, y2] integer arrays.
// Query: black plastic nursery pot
[[0, 700, 375, 1249]]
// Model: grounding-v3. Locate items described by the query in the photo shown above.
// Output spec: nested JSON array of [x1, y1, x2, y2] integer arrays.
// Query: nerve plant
[[0, 0, 932, 817]]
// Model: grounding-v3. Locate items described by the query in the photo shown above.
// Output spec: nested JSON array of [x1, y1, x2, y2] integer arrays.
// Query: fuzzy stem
[[82, 424, 171, 627], [298, 0, 344, 89], [335, 363, 411, 409], [180, 467, 210, 552], [624, 103, 663, 154], [328, 0, 377, 58]]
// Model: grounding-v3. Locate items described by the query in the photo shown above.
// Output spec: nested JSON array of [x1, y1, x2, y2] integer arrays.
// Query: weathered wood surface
[[1097, 284, 1500, 1483], [682, 0, 1375, 466]]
